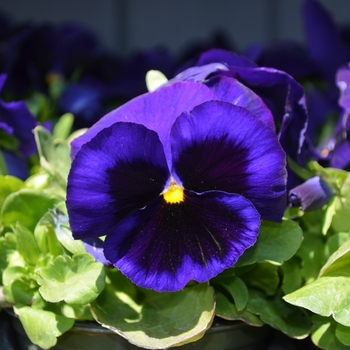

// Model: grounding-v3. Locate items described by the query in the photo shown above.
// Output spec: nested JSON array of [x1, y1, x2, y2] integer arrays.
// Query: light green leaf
[[237, 219, 303, 266], [145, 70, 168, 92], [37, 254, 105, 304], [53, 113, 74, 140], [336, 324, 350, 346], [14, 305, 74, 349], [91, 270, 215, 349], [247, 289, 311, 339], [0, 175, 24, 211], [0, 233, 17, 284], [320, 239, 350, 277], [2, 279, 37, 304], [215, 291, 264, 326], [284, 276, 350, 327], [312, 316, 349, 350], [34, 126, 71, 188], [12, 223, 41, 265], [1, 188, 59, 232], [332, 173, 350, 232]]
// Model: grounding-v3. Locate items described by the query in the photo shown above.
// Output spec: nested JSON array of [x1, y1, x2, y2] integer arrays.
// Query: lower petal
[[104, 190, 260, 292]]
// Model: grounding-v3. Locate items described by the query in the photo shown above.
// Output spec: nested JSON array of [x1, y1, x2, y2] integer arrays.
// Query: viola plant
[[1, 1, 350, 349]]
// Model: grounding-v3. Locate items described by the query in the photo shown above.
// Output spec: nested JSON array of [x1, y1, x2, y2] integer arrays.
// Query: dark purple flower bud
[[289, 176, 334, 211]]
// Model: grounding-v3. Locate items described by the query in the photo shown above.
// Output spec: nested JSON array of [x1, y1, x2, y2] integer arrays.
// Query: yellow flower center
[[162, 180, 184, 204]]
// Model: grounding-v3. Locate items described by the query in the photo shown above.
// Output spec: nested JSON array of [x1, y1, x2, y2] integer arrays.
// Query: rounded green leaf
[[336, 324, 350, 346], [14, 305, 74, 349], [284, 276, 350, 327], [215, 291, 264, 326], [91, 271, 215, 349], [1, 188, 59, 231], [37, 253, 105, 304], [332, 174, 350, 232], [0, 175, 24, 211], [236, 219, 303, 266]]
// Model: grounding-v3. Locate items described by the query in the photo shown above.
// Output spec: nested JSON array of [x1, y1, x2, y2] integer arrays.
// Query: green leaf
[[242, 263, 279, 296], [331, 173, 350, 232], [0, 175, 24, 211], [34, 126, 71, 188], [2, 279, 37, 304], [297, 235, 325, 283], [12, 223, 41, 265], [284, 276, 350, 327], [37, 254, 105, 304], [281, 256, 303, 294], [53, 113, 74, 140], [336, 324, 350, 346], [215, 291, 264, 326], [247, 289, 311, 339], [320, 239, 350, 277], [0, 233, 17, 284], [324, 232, 350, 262], [312, 316, 349, 350], [212, 275, 248, 311], [145, 69, 168, 92], [14, 305, 74, 349], [1, 188, 59, 232], [91, 270, 215, 349], [237, 219, 303, 266]]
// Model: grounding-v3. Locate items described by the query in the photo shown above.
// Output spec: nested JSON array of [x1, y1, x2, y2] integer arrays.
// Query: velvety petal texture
[[170, 101, 287, 222], [104, 191, 260, 292], [67, 122, 169, 239], [70, 81, 218, 163], [67, 83, 288, 293]]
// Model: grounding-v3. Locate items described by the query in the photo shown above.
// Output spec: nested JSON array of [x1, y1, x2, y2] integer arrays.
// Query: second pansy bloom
[[67, 81, 287, 292]]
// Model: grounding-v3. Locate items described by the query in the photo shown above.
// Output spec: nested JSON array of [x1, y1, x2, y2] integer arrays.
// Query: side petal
[[70, 81, 218, 164], [104, 190, 260, 292], [66, 122, 169, 239], [170, 100, 287, 222], [205, 75, 275, 131]]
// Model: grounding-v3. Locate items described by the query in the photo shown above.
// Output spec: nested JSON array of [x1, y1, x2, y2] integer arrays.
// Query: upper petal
[[170, 100, 287, 222], [66, 122, 169, 239], [104, 190, 260, 292], [70, 81, 218, 164], [205, 75, 275, 131]]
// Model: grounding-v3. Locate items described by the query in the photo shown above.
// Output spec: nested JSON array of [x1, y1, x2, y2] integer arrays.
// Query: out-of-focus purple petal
[[196, 48, 257, 68], [171, 101, 287, 222], [289, 175, 334, 211], [303, 0, 349, 83], [67, 122, 169, 240], [331, 139, 350, 169], [83, 238, 113, 267], [104, 190, 260, 292], [336, 64, 350, 113], [205, 75, 275, 130], [70, 82, 218, 164], [59, 82, 105, 128], [248, 40, 319, 80], [0, 75, 37, 158], [2, 150, 29, 180]]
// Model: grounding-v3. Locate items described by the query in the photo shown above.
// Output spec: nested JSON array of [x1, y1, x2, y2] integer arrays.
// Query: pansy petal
[[66, 122, 169, 239], [205, 75, 275, 130], [71, 81, 218, 163], [170, 101, 287, 222], [104, 190, 260, 292]]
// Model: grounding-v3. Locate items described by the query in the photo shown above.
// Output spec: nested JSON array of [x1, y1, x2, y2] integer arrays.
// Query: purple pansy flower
[[0, 74, 37, 179], [66, 82, 287, 292], [168, 48, 308, 189]]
